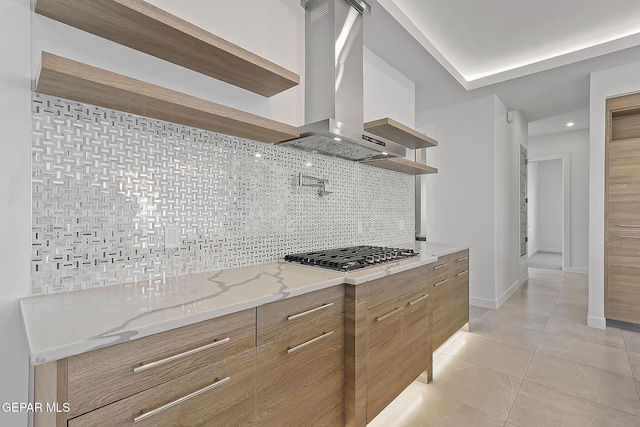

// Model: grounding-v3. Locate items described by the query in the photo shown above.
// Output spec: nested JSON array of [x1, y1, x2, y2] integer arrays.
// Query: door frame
[[528, 154, 571, 272]]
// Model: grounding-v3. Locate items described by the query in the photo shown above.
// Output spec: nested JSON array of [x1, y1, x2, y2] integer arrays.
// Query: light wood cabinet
[[256, 286, 344, 426], [605, 93, 640, 324], [348, 266, 430, 424], [366, 297, 405, 421], [34, 309, 256, 426], [67, 350, 255, 427], [428, 250, 470, 351]]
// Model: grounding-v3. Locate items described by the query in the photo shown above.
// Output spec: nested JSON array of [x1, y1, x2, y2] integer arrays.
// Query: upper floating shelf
[[36, 52, 300, 144], [364, 118, 438, 150], [362, 158, 438, 175], [34, 0, 300, 97]]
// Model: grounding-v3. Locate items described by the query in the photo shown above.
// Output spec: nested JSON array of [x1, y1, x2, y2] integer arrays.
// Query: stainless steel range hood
[[279, 0, 406, 162]]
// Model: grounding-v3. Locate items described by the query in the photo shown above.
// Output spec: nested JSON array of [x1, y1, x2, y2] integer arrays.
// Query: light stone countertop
[[20, 241, 468, 365]]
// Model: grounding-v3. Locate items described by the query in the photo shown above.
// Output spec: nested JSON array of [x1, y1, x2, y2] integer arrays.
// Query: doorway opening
[[527, 155, 570, 271]]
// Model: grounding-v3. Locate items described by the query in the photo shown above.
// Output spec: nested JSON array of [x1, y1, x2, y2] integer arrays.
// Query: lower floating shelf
[[362, 157, 438, 175], [35, 52, 300, 144]]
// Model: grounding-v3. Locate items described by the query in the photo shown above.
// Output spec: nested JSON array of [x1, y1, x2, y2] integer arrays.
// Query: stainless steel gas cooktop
[[284, 245, 418, 272]]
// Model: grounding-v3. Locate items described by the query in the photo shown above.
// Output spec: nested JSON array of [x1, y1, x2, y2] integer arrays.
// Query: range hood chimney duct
[[280, 0, 406, 161]]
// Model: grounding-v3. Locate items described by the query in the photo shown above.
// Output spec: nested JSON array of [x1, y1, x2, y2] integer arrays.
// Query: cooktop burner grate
[[284, 245, 418, 271]]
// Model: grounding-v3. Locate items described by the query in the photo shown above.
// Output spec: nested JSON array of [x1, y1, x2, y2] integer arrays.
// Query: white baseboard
[[496, 279, 524, 308], [588, 316, 606, 329], [469, 278, 525, 310], [469, 297, 497, 310], [536, 248, 562, 253], [567, 267, 588, 275]]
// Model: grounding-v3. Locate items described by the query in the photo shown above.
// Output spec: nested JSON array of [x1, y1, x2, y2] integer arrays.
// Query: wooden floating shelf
[[35, 0, 300, 97], [364, 117, 438, 150], [362, 157, 438, 175], [36, 52, 300, 144]]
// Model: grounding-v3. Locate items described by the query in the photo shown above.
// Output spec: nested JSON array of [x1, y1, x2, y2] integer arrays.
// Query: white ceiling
[[364, 0, 640, 135]]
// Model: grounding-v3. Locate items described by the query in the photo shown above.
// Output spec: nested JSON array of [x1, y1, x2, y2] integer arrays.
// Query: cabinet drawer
[[256, 315, 344, 426], [451, 250, 469, 275], [67, 309, 255, 417], [366, 265, 428, 309], [430, 276, 450, 324], [428, 255, 451, 281], [257, 285, 344, 345], [68, 349, 255, 427], [607, 232, 640, 258]]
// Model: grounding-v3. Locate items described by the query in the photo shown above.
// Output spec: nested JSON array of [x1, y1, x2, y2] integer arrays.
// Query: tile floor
[[368, 269, 640, 427]]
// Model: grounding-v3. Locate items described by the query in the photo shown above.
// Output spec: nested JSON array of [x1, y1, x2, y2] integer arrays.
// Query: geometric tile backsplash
[[31, 94, 415, 295]]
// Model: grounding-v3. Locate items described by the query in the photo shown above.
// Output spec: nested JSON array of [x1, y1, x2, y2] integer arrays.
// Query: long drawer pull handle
[[376, 307, 403, 322], [434, 278, 448, 287], [133, 337, 230, 373], [434, 262, 449, 270], [456, 256, 469, 261], [619, 224, 640, 228], [133, 376, 230, 423], [456, 270, 469, 277], [287, 303, 334, 321], [619, 235, 640, 239], [409, 294, 429, 306], [287, 330, 334, 354]]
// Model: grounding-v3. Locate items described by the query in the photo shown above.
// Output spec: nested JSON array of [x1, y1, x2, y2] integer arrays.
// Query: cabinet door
[[256, 315, 344, 427], [608, 138, 640, 230], [450, 268, 470, 336], [430, 273, 450, 351], [367, 297, 404, 422], [401, 288, 429, 387]]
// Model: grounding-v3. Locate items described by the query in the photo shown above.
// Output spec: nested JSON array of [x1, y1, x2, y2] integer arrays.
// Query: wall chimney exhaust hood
[[279, 0, 406, 162]]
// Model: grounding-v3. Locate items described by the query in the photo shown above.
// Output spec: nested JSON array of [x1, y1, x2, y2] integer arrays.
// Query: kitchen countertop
[[20, 241, 468, 365]]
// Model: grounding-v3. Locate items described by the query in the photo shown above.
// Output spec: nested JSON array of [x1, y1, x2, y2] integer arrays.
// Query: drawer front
[[366, 265, 428, 309], [68, 349, 255, 427], [427, 255, 451, 282], [451, 250, 469, 275], [257, 285, 344, 345], [256, 315, 344, 426], [67, 309, 255, 417], [607, 232, 640, 258]]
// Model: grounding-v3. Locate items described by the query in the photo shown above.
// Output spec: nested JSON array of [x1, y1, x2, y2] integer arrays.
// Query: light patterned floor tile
[[469, 319, 542, 351], [427, 354, 522, 419], [525, 353, 640, 416], [544, 318, 625, 349], [536, 332, 632, 376], [444, 334, 534, 378], [507, 381, 640, 427]]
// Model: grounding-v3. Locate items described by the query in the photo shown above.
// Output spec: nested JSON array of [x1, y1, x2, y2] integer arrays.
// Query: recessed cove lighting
[[566, 122, 574, 127], [381, 152, 388, 156]]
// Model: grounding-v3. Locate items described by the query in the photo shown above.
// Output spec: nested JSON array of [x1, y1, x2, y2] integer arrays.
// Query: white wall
[[416, 95, 527, 308], [533, 159, 563, 252], [527, 161, 539, 255], [589, 60, 640, 329], [529, 129, 589, 272], [0, 0, 32, 425], [364, 47, 415, 127], [494, 101, 527, 303]]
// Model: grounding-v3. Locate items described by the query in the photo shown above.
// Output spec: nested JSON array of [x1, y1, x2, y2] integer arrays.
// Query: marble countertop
[[20, 241, 468, 365]]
